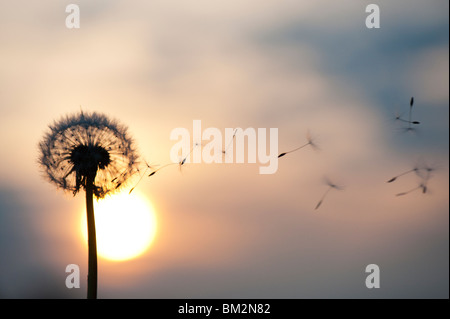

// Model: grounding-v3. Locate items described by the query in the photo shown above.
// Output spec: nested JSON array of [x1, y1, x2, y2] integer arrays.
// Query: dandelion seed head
[[38, 111, 139, 198]]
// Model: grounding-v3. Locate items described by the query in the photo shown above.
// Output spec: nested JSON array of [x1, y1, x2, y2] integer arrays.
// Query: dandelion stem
[[85, 174, 97, 299]]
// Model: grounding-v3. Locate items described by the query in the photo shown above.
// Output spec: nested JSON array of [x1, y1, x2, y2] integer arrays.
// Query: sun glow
[[81, 190, 157, 261]]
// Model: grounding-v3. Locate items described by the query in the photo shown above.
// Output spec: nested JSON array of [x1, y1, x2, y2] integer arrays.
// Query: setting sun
[[81, 190, 157, 262]]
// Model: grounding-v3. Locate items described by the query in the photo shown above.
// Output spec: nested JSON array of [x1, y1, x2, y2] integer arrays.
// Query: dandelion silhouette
[[278, 130, 319, 158], [315, 177, 343, 210], [38, 111, 139, 299]]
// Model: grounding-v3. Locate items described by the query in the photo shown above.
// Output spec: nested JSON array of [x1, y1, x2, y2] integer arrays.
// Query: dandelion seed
[[177, 142, 202, 173], [278, 130, 319, 158], [396, 185, 421, 197], [128, 160, 158, 194], [394, 113, 420, 125], [38, 111, 139, 299], [146, 163, 176, 177], [407, 96, 414, 129], [393, 97, 421, 133], [315, 177, 343, 210], [390, 160, 436, 197], [222, 129, 237, 158], [144, 143, 201, 178], [386, 167, 419, 183], [396, 181, 430, 197]]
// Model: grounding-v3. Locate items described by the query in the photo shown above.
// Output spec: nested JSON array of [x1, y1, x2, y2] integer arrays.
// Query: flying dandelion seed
[[176, 142, 203, 174], [409, 97, 414, 125], [394, 112, 421, 125], [38, 111, 139, 299], [145, 142, 202, 178], [388, 160, 436, 197], [396, 180, 430, 197], [315, 177, 343, 210], [147, 163, 176, 177], [386, 167, 420, 183], [222, 129, 237, 158], [396, 182, 427, 197], [394, 96, 421, 133], [278, 130, 319, 158], [129, 160, 157, 194]]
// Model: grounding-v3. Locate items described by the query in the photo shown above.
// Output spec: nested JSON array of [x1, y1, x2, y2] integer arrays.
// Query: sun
[[80, 190, 157, 261]]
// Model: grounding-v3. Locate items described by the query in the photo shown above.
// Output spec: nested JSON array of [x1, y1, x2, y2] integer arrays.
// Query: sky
[[0, 0, 448, 298]]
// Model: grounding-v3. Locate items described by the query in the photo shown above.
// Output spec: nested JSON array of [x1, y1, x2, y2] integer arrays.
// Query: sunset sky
[[0, 0, 448, 298]]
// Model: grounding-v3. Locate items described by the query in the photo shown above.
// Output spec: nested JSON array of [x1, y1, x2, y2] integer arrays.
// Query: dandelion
[[315, 177, 343, 210], [38, 111, 139, 299], [278, 130, 319, 158]]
